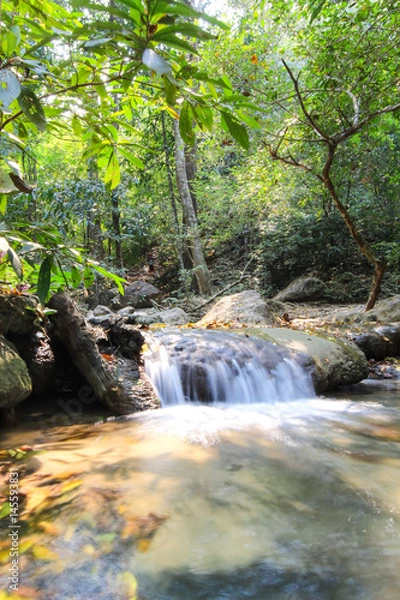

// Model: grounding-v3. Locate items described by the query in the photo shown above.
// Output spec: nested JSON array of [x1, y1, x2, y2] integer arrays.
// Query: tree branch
[[334, 101, 400, 144], [269, 148, 323, 181], [282, 59, 329, 140]]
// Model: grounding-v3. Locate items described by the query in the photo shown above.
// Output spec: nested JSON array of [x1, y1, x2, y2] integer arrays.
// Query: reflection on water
[[0, 385, 400, 599]]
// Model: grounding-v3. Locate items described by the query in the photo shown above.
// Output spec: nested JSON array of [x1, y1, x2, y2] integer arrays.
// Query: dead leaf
[[37, 521, 60, 536], [137, 538, 151, 553], [32, 545, 59, 561]]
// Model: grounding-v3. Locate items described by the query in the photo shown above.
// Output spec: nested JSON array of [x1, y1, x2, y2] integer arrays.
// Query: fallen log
[[49, 292, 158, 415]]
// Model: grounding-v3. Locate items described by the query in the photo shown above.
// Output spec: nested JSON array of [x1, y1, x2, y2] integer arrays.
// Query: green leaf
[[152, 23, 215, 42], [0, 502, 10, 519], [89, 262, 125, 295], [7, 247, 23, 279], [163, 75, 177, 106], [310, 0, 327, 23], [84, 37, 112, 49], [0, 195, 8, 215], [70, 265, 81, 288], [192, 104, 213, 131], [37, 256, 52, 304], [18, 87, 47, 132], [152, 1, 197, 19], [0, 69, 21, 109], [151, 34, 198, 55], [104, 150, 121, 189], [118, 147, 144, 169], [199, 13, 229, 31], [83, 267, 95, 288], [235, 109, 261, 130], [179, 101, 195, 146], [2, 27, 20, 55], [221, 112, 249, 150], [72, 115, 83, 136]]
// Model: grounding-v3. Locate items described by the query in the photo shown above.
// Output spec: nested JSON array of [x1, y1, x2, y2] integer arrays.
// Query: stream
[[0, 332, 400, 599]]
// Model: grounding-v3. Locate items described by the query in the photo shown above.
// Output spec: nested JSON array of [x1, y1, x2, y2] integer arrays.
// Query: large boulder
[[111, 280, 161, 309], [0, 336, 32, 410], [198, 291, 276, 326], [243, 328, 369, 393], [274, 276, 326, 302]]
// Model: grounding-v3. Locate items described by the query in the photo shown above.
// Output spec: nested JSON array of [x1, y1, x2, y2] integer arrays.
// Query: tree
[[0, 0, 252, 293], [173, 117, 211, 294], [247, 0, 400, 309]]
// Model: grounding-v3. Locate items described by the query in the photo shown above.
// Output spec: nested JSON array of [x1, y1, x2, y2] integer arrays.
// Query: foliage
[[0, 223, 125, 302], [1, 0, 400, 305], [0, 0, 250, 187]]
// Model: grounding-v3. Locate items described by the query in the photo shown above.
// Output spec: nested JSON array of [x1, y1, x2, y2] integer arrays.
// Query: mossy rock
[[242, 327, 368, 393], [0, 335, 32, 409]]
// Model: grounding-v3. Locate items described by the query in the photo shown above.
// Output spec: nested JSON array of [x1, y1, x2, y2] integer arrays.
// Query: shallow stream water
[[1, 380, 400, 599]]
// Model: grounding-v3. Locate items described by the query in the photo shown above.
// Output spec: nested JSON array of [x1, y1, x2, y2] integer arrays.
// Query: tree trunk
[[48, 293, 151, 415], [111, 189, 123, 269], [173, 119, 212, 296], [87, 161, 105, 260], [365, 260, 386, 311], [161, 112, 187, 290], [185, 139, 198, 215], [87, 208, 105, 260], [322, 147, 386, 311]]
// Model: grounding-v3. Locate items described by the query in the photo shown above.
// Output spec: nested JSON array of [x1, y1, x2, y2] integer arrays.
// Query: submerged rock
[[0, 335, 32, 410], [198, 290, 276, 326]]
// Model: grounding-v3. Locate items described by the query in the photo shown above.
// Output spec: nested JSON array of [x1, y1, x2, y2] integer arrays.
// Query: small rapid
[[144, 330, 315, 406]]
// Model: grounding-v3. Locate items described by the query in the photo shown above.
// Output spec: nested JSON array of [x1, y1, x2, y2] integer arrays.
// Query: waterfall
[[145, 330, 315, 406]]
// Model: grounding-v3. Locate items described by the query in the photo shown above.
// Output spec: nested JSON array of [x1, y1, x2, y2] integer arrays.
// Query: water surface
[[1, 384, 400, 599]]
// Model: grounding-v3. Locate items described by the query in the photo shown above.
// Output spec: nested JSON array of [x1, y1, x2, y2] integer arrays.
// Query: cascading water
[[145, 330, 315, 406]]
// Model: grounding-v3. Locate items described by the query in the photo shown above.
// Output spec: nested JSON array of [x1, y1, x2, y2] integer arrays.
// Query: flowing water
[[145, 330, 314, 405], [0, 332, 400, 600]]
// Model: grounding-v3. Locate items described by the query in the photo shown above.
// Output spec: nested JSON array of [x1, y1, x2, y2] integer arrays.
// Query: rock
[[0, 294, 37, 335], [274, 276, 326, 302], [111, 280, 161, 309], [243, 328, 369, 393], [265, 299, 287, 314], [130, 309, 160, 326], [332, 295, 400, 325], [12, 331, 55, 396], [351, 324, 400, 360], [108, 322, 145, 360], [131, 307, 190, 326], [157, 308, 190, 326], [198, 291, 276, 326], [118, 307, 137, 317], [93, 305, 113, 316], [87, 313, 121, 328], [370, 296, 400, 322], [0, 336, 32, 410]]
